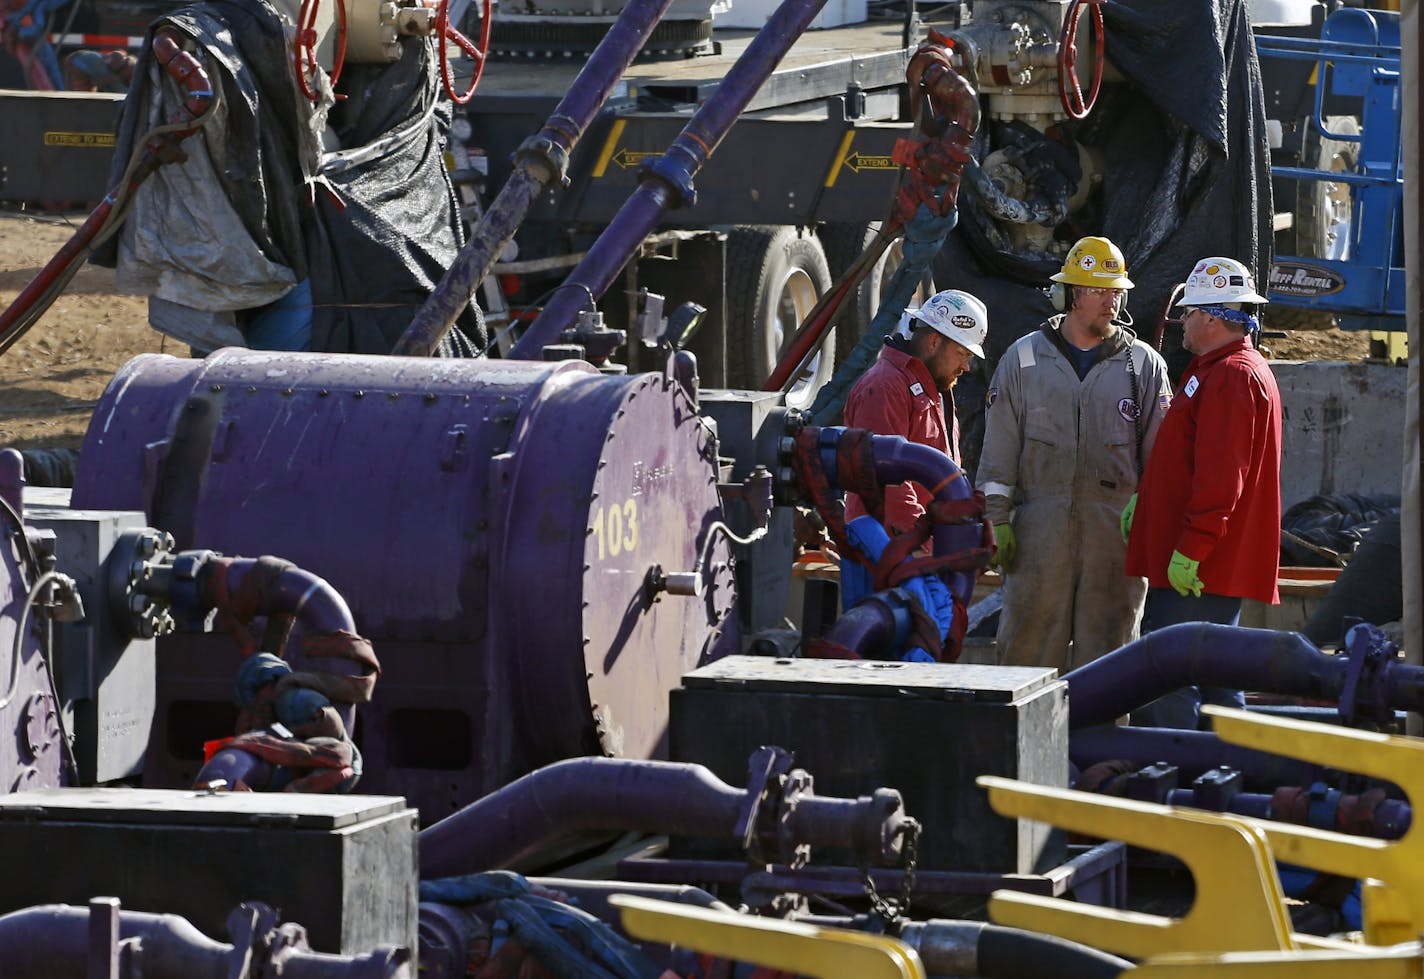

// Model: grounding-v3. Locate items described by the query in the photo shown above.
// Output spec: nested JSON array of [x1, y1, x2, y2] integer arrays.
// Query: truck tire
[[726, 226, 834, 409], [821, 221, 934, 362], [1272, 116, 1359, 333]]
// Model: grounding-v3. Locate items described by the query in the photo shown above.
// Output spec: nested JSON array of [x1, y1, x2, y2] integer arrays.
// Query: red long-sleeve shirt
[[1126, 336, 1282, 603], [842, 344, 959, 536]]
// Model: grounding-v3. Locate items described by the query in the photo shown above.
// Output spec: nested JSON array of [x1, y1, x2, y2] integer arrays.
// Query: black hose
[[976, 923, 1132, 979]]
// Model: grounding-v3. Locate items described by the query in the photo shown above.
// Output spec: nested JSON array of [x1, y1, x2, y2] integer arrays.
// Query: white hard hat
[[1177, 257, 1269, 306], [904, 289, 988, 358]]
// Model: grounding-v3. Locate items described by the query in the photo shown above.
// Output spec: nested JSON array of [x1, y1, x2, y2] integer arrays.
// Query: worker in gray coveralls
[[978, 236, 1173, 672]]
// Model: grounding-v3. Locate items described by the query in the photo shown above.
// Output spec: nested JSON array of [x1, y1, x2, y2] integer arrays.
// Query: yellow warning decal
[[591, 120, 661, 178], [591, 119, 627, 178], [44, 132, 115, 148], [824, 131, 896, 187]]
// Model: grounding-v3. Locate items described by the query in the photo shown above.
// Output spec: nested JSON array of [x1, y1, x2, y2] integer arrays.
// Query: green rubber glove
[[991, 522, 1016, 572], [1167, 549, 1204, 597], [1120, 493, 1138, 545]]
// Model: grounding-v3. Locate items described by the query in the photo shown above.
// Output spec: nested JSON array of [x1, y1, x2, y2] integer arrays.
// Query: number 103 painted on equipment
[[591, 499, 640, 559]]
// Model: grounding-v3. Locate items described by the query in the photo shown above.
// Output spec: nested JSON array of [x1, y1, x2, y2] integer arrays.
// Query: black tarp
[[937, 0, 1274, 477], [94, 0, 482, 355]]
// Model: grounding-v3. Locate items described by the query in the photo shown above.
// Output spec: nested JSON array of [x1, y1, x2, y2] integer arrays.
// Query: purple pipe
[[0, 902, 409, 978], [1159, 788, 1410, 839], [1065, 622, 1424, 729], [1070, 725, 1323, 790], [210, 557, 356, 632], [201, 556, 360, 734], [419, 756, 909, 878], [864, 433, 979, 607], [193, 746, 275, 790], [1163, 788, 1273, 819], [508, 0, 836, 358], [818, 600, 899, 658], [391, 0, 678, 357]]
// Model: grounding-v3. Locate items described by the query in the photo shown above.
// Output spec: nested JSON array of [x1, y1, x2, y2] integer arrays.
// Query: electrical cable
[[0, 569, 61, 713], [0, 494, 41, 583]]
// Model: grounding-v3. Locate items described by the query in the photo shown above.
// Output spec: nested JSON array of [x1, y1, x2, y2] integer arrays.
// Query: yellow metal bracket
[[611, 893, 927, 979], [977, 775, 1320, 960], [1205, 706, 1424, 945]]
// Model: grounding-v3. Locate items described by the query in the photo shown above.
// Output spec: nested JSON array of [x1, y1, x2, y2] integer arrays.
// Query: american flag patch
[[1158, 393, 1171, 411]]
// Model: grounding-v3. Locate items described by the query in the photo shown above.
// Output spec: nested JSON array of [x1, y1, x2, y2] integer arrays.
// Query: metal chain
[[860, 821, 921, 924]]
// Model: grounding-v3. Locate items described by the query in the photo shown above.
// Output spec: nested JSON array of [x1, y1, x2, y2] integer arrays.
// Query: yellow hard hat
[[1050, 236, 1135, 289]]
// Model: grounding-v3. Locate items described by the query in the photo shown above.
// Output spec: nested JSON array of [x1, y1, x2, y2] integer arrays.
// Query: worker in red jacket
[[1124, 257, 1282, 729], [843, 289, 987, 535]]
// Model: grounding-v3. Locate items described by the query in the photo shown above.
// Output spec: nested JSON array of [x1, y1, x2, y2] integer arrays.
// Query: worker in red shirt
[[1124, 257, 1282, 729], [842, 289, 988, 535]]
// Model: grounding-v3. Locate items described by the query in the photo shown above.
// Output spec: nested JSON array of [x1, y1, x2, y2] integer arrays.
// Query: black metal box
[[0, 92, 123, 205], [0, 788, 418, 955], [670, 656, 1067, 873]]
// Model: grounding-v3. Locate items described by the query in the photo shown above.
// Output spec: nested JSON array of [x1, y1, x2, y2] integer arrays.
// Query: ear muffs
[[1049, 282, 1068, 312]]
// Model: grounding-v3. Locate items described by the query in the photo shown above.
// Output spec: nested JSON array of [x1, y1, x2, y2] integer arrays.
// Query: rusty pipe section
[[418, 755, 915, 879], [150, 27, 214, 125], [0, 898, 410, 978]]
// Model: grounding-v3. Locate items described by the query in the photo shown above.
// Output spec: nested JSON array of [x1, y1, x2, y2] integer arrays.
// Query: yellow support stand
[[1205, 706, 1424, 945], [611, 894, 927, 979], [977, 775, 1306, 960], [1132, 944, 1423, 977]]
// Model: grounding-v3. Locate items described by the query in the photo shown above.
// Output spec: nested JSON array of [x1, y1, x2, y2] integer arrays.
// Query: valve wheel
[[1057, 0, 1105, 120], [294, 0, 348, 102], [436, 0, 492, 106]]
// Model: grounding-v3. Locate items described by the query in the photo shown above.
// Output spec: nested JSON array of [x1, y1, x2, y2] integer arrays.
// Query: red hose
[[761, 33, 977, 394]]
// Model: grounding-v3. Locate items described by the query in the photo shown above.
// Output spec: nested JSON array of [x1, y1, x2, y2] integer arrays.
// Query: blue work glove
[[991, 522, 1016, 572], [1167, 550, 1203, 597], [1120, 493, 1137, 544]]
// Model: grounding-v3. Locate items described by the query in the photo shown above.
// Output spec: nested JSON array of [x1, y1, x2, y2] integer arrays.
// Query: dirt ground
[[0, 208, 1376, 453]]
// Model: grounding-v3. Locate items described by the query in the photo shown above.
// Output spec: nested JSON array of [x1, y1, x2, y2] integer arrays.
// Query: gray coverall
[[978, 318, 1172, 671]]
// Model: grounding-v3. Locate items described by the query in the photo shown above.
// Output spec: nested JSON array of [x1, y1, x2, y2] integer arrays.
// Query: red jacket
[[843, 344, 959, 536], [1126, 336, 1282, 603]]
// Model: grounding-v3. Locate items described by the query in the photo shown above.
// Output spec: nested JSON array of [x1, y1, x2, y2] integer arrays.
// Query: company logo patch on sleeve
[[1184, 375, 1200, 397], [909, 382, 924, 396], [987, 386, 998, 407]]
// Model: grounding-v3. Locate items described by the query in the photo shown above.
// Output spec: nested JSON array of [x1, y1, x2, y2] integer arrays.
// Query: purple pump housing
[[70, 349, 737, 821]]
